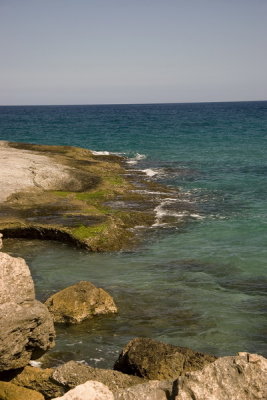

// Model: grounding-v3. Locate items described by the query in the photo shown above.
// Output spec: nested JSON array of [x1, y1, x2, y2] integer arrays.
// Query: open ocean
[[0, 101, 266, 368]]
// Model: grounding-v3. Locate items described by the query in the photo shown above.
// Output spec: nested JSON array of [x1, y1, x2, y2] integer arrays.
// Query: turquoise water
[[0, 101, 266, 367]]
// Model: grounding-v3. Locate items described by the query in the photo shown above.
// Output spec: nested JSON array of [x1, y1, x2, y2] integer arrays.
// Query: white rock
[[52, 380, 114, 400]]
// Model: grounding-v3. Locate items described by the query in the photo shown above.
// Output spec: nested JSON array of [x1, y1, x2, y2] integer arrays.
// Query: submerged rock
[[0, 251, 55, 371], [0, 381, 45, 400], [174, 352, 267, 400], [114, 337, 216, 380], [52, 381, 114, 400], [52, 360, 144, 392], [45, 281, 118, 324]]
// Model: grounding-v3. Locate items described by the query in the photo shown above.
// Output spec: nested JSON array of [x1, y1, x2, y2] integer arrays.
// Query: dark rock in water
[[0, 251, 55, 371], [174, 352, 267, 400], [45, 281, 118, 324], [52, 360, 144, 392], [114, 337, 216, 380], [11, 366, 64, 399]]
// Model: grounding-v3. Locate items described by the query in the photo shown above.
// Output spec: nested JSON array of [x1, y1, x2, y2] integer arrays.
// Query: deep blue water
[[1, 101, 266, 367]]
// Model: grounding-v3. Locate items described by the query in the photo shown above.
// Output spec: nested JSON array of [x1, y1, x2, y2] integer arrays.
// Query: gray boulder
[[114, 380, 173, 400], [175, 352, 267, 400], [114, 338, 216, 380], [0, 251, 55, 371], [45, 281, 117, 324]]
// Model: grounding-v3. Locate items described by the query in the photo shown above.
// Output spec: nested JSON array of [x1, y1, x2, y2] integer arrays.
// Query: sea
[[0, 101, 266, 368]]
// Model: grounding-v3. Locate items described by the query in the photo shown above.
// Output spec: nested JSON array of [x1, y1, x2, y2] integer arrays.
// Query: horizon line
[[0, 99, 266, 107]]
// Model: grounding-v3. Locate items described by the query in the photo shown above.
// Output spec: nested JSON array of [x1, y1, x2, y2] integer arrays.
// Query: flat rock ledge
[[0, 250, 55, 371], [45, 281, 118, 324]]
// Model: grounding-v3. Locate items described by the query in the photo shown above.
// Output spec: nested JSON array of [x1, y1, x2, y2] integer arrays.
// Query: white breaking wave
[[153, 198, 204, 226], [29, 360, 42, 368], [126, 153, 147, 165], [142, 168, 158, 177], [91, 150, 110, 155]]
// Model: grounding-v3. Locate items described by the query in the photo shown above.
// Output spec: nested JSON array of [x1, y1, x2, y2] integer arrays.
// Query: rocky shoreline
[[0, 143, 267, 399]]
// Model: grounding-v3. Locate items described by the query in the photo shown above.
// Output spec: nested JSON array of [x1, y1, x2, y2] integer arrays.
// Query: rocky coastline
[[0, 142, 266, 399]]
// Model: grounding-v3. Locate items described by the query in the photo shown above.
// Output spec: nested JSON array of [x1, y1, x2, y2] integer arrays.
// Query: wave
[[91, 150, 110, 155], [126, 153, 147, 165]]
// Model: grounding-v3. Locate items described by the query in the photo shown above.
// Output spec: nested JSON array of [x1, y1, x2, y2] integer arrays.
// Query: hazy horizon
[[1, 0, 266, 105]]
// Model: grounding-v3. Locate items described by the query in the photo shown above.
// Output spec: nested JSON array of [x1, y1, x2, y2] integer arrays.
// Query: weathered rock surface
[[0, 380, 45, 400], [114, 380, 173, 400], [52, 361, 144, 392], [0, 251, 55, 371], [114, 338, 217, 380], [52, 380, 114, 400], [45, 281, 117, 324], [11, 366, 64, 399], [174, 352, 267, 400]]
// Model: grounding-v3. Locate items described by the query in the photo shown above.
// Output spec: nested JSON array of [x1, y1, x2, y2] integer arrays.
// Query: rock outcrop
[[174, 352, 267, 400], [52, 361, 144, 392], [0, 381, 45, 400], [114, 338, 217, 380], [45, 281, 117, 324], [52, 380, 114, 400], [0, 251, 55, 371]]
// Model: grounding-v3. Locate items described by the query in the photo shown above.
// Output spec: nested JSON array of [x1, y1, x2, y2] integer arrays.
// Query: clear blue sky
[[0, 0, 266, 105]]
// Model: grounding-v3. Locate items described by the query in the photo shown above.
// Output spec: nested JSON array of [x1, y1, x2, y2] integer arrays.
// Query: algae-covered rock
[[114, 337, 216, 380], [0, 252, 55, 371], [52, 360, 144, 392], [174, 352, 267, 400], [0, 381, 44, 400], [45, 281, 117, 324], [11, 366, 64, 399]]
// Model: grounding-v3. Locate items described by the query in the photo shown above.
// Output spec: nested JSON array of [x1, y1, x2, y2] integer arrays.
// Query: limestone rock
[[114, 380, 173, 400], [45, 281, 117, 324], [52, 361, 144, 392], [0, 252, 55, 371], [11, 366, 64, 399], [0, 381, 44, 400], [114, 338, 216, 380], [175, 352, 267, 400], [52, 380, 114, 400]]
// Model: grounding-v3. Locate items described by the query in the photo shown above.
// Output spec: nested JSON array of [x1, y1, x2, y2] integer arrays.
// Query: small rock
[[0, 381, 44, 400], [175, 352, 267, 400], [114, 337, 216, 380], [52, 360, 144, 392], [45, 281, 117, 324], [52, 380, 114, 400], [114, 380, 173, 400], [11, 366, 64, 399]]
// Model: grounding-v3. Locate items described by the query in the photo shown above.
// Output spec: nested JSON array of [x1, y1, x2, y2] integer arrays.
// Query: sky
[[0, 0, 266, 105]]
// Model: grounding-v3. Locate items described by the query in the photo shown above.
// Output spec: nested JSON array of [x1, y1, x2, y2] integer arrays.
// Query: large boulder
[[114, 338, 216, 380], [52, 381, 114, 400], [52, 361, 144, 392], [45, 281, 117, 324], [11, 366, 64, 399], [114, 380, 173, 400], [0, 251, 55, 371], [0, 381, 44, 400], [174, 352, 267, 400]]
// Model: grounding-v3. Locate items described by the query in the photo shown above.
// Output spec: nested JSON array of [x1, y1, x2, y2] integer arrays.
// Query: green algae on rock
[[0, 141, 173, 251]]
